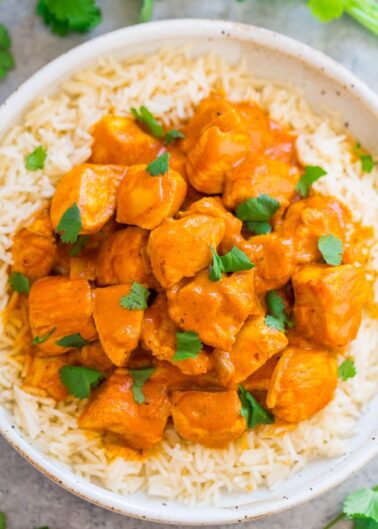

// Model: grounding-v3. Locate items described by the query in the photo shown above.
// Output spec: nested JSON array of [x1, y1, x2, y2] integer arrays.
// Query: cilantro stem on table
[[0, 25, 15, 80], [139, 0, 154, 22], [321, 485, 378, 529]]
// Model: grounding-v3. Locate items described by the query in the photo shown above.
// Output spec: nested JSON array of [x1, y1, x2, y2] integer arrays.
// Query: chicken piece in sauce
[[79, 341, 114, 371], [24, 354, 74, 400]]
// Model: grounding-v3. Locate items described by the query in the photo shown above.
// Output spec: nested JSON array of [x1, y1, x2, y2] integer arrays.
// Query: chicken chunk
[[97, 227, 155, 287], [292, 264, 367, 349], [186, 126, 250, 194], [12, 208, 56, 280], [50, 164, 127, 235], [93, 285, 144, 366], [214, 316, 288, 386], [171, 390, 246, 448], [141, 294, 212, 375], [266, 347, 338, 422], [79, 341, 114, 371], [148, 215, 226, 288], [116, 163, 187, 229], [70, 254, 97, 281], [179, 196, 242, 253], [281, 196, 350, 264], [223, 154, 300, 210], [167, 269, 259, 350], [29, 277, 97, 355], [78, 371, 170, 450], [243, 355, 280, 392], [91, 115, 161, 165], [241, 234, 296, 293], [23, 354, 73, 400]]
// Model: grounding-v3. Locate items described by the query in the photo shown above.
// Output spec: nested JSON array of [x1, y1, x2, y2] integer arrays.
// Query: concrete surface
[[0, 1, 377, 527]]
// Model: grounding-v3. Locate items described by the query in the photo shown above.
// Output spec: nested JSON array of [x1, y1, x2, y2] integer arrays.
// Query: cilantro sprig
[[25, 146, 47, 171], [322, 485, 378, 529], [296, 165, 327, 198], [8, 272, 30, 295], [55, 203, 82, 244], [265, 290, 293, 332], [209, 246, 254, 281], [238, 385, 274, 429], [165, 129, 185, 145], [120, 282, 150, 310], [236, 194, 280, 234], [318, 234, 343, 266], [129, 367, 155, 404], [56, 333, 90, 348], [146, 152, 170, 176], [32, 327, 56, 345], [139, 0, 155, 22], [0, 25, 15, 80], [173, 331, 202, 361], [37, 0, 102, 36], [131, 106, 163, 138], [60, 365, 103, 399], [355, 143, 375, 173], [338, 358, 357, 381]]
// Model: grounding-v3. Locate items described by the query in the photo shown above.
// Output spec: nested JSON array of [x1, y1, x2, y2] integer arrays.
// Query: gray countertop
[[0, 1, 377, 528]]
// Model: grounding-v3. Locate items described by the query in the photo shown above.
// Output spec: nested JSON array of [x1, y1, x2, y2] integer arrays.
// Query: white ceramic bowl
[[0, 19, 377, 526]]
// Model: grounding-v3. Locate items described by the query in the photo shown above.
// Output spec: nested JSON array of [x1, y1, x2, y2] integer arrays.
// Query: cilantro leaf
[[37, 0, 101, 34], [245, 220, 272, 235], [355, 143, 375, 173], [0, 25, 11, 49], [265, 290, 293, 332], [25, 146, 47, 171], [129, 367, 155, 404], [173, 331, 202, 361], [344, 487, 378, 523], [69, 234, 90, 257], [55, 203, 82, 244], [209, 246, 254, 281], [8, 272, 30, 295], [338, 358, 357, 381], [209, 246, 224, 282], [353, 519, 378, 529], [307, 0, 344, 22], [32, 327, 56, 345], [131, 106, 163, 138], [139, 0, 154, 23], [296, 165, 327, 198], [56, 333, 90, 348], [165, 129, 185, 145], [238, 385, 274, 428], [120, 282, 150, 310], [318, 234, 343, 265], [236, 194, 280, 234], [146, 152, 170, 176], [60, 365, 103, 399]]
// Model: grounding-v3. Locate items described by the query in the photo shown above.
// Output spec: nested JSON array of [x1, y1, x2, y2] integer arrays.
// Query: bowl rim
[[0, 18, 377, 526]]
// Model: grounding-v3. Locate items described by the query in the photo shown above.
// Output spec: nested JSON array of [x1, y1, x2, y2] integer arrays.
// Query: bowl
[[0, 19, 377, 526]]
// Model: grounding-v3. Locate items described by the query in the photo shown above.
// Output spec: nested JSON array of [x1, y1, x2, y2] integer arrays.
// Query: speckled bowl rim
[[0, 19, 377, 526]]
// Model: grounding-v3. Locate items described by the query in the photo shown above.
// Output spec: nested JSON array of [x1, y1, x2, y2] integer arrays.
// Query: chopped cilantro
[[32, 327, 56, 345], [37, 0, 102, 35], [355, 143, 375, 173], [55, 203, 82, 244], [139, 0, 154, 22], [165, 129, 185, 145], [209, 246, 254, 281], [120, 282, 150, 310], [129, 367, 155, 404], [69, 234, 90, 257], [60, 365, 103, 399], [296, 165, 327, 198], [0, 512, 6, 529], [56, 333, 90, 348], [236, 194, 280, 234], [318, 234, 343, 266], [25, 146, 47, 171], [209, 247, 225, 282], [173, 331, 202, 361], [131, 106, 163, 138], [8, 272, 30, 295], [0, 25, 15, 80], [146, 152, 170, 176], [264, 290, 293, 332], [238, 385, 274, 428], [338, 358, 357, 381]]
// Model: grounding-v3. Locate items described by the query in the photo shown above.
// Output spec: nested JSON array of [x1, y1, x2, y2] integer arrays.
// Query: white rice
[[0, 49, 377, 505]]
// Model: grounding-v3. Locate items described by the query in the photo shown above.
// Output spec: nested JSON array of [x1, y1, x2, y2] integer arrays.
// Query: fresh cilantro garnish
[[165, 129, 186, 145], [238, 385, 274, 428], [307, 0, 344, 22], [131, 106, 163, 138], [8, 272, 30, 295], [0, 512, 6, 529], [37, 0, 102, 35], [307, 1, 378, 37], [69, 234, 90, 257], [56, 333, 90, 348], [236, 194, 280, 234], [129, 367, 155, 404], [338, 358, 357, 381], [32, 327, 56, 345], [318, 234, 343, 265], [173, 331, 202, 361], [146, 152, 170, 176], [119, 282, 150, 310], [139, 0, 154, 22], [322, 485, 378, 529], [264, 290, 293, 332], [209, 246, 254, 281], [0, 24, 15, 80], [353, 519, 378, 529], [59, 365, 103, 399], [25, 146, 47, 171], [55, 203, 82, 244], [355, 143, 375, 173], [296, 165, 327, 198]]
